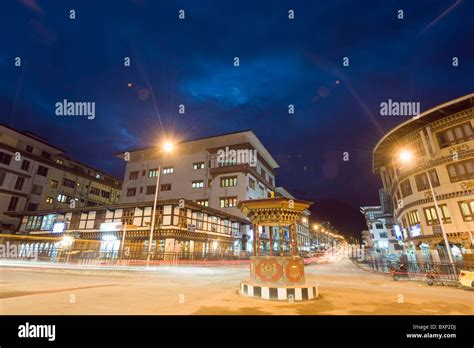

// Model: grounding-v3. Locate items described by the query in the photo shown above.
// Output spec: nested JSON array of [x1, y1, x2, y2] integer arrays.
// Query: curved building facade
[[373, 94, 474, 263]]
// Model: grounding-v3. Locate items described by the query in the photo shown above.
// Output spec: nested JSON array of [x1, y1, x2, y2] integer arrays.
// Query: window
[[27, 203, 38, 211], [45, 197, 54, 204], [50, 180, 58, 188], [0, 152, 12, 165], [62, 178, 76, 188], [21, 160, 30, 171], [146, 185, 156, 195], [25, 145, 34, 153], [196, 199, 209, 207], [161, 183, 172, 191], [129, 171, 139, 180], [379, 232, 388, 239], [446, 159, 474, 182], [57, 193, 71, 203], [406, 210, 420, 226], [414, 169, 440, 191], [41, 151, 52, 160], [122, 208, 135, 225], [69, 212, 81, 229], [7, 196, 19, 211], [220, 197, 237, 208], [101, 190, 111, 199], [258, 184, 265, 197], [0, 171, 5, 186], [249, 177, 256, 190], [374, 223, 383, 229], [423, 205, 451, 225], [148, 169, 159, 178], [163, 167, 174, 174], [220, 176, 237, 187], [459, 200, 474, 222], [93, 210, 106, 229], [192, 180, 204, 189], [56, 159, 64, 165], [399, 179, 412, 198], [90, 187, 100, 195], [37, 165, 49, 176], [437, 122, 473, 148], [14, 177, 25, 190], [126, 187, 137, 196], [32, 185, 42, 195], [196, 212, 204, 229], [193, 162, 204, 170]]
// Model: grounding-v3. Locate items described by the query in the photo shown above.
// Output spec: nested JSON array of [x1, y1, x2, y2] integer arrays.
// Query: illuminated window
[[192, 180, 204, 188], [163, 167, 174, 174], [423, 205, 451, 225], [196, 199, 208, 207], [193, 162, 204, 170], [148, 169, 159, 178], [220, 176, 237, 187], [46, 197, 54, 204], [459, 200, 474, 222], [219, 197, 237, 208]]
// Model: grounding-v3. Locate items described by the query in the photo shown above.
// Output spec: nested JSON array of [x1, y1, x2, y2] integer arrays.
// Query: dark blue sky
[[1, 0, 473, 236]]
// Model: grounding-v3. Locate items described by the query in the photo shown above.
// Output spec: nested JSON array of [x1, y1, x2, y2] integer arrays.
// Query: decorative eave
[[238, 198, 313, 226]]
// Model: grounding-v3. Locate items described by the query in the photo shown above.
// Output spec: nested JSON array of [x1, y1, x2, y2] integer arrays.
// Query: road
[[1, 258, 472, 315]]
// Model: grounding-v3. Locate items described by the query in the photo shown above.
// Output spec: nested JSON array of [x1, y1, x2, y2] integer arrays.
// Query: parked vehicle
[[459, 270, 474, 288], [390, 263, 409, 281]]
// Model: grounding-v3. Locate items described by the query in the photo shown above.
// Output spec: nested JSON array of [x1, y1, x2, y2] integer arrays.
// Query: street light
[[398, 150, 455, 268], [147, 139, 175, 266]]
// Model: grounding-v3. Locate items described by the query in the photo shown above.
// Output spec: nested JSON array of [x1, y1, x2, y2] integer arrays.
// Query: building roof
[[115, 129, 280, 169], [372, 93, 474, 174], [0, 123, 64, 152]]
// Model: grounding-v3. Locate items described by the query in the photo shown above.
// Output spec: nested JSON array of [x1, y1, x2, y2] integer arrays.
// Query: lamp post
[[398, 150, 455, 270], [147, 140, 174, 266]]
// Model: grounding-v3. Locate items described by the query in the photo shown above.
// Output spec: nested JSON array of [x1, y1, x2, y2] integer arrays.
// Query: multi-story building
[[0, 124, 122, 231], [6, 198, 247, 259], [116, 130, 279, 251], [117, 130, 278, 217], [373, 93, 474, 262], [360, 205, 400, 254]]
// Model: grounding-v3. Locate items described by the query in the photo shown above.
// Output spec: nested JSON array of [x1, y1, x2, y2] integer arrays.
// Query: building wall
[[119, 132, 277, 221], [375, 99, 474, 260]]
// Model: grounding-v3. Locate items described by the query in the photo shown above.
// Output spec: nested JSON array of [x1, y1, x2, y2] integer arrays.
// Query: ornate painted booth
[[238, 198, 318, 301]]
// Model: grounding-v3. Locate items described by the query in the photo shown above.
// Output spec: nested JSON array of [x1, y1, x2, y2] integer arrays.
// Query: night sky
[[1, 1, 473, 238]]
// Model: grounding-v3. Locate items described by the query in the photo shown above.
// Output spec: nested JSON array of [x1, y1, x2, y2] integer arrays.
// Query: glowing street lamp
[[397, 150, 455, 267], [147, 139, 175, 265]]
